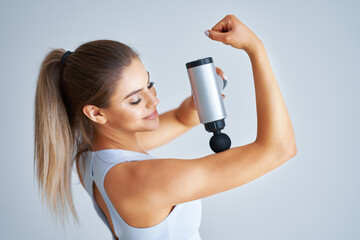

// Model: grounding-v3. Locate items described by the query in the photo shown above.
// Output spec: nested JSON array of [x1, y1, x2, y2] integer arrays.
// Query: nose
[[145, 89, 159, 108]]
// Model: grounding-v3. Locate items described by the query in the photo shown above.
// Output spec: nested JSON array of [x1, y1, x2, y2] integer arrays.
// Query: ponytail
[[34, 49, 77, 227], [34, 40, 139, 230]]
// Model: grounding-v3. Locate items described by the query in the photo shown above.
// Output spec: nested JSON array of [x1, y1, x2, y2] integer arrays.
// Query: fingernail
[[204, 30, 210, 37]]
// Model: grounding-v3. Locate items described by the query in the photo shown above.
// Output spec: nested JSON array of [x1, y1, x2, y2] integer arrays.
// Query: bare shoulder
[[103, 160, 177, 227]]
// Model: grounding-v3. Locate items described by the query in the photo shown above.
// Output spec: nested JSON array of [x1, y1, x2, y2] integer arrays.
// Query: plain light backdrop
[[0, 0, 359, 239]]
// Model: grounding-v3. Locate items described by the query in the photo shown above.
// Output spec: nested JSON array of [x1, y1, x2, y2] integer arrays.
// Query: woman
[[34, 14, 297, 240]]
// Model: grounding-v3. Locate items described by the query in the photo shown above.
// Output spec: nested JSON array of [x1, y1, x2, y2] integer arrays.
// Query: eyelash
[[130, 81, 155, 105]]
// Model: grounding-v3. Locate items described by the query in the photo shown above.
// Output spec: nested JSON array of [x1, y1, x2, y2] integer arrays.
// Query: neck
[[91, 128, 146, 153]]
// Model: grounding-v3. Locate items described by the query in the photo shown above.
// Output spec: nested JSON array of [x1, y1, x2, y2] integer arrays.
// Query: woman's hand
[[188, 66, 226, 111], [205, 14, 261, 53]]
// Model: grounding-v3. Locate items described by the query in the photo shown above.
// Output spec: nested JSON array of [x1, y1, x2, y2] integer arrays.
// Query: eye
[[130, 99, 141, 105]]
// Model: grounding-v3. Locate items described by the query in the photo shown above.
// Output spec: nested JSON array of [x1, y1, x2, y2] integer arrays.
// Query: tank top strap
[[79, 152, 95, 197], [80, 151, 118, 235], [91, 153, 124, 238]]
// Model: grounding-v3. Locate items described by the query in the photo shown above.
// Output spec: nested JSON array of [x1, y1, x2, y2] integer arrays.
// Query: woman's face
[[102, 57, 160, 133]]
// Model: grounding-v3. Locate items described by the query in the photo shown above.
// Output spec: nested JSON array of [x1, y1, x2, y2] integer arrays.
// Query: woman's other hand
[[205, 14, 261, 53], [215, 66, 227, 82]]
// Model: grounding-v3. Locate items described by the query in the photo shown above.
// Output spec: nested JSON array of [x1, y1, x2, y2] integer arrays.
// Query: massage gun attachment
[[186, 57, 231, 153]]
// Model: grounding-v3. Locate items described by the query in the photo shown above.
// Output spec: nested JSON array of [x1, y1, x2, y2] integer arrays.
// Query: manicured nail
[[204, 30, 210, 37]]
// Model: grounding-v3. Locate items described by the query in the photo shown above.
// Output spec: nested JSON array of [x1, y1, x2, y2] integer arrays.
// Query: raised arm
[[105, 15, 297, 212], [207, 14, 296, 151], [248, 39, 296, 151]]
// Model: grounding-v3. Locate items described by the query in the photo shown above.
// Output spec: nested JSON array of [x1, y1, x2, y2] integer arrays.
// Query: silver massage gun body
[[186, 57, 231, 153]]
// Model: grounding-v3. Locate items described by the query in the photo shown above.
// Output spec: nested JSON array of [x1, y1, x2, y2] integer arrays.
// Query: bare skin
[[78, 14, 296, 239]]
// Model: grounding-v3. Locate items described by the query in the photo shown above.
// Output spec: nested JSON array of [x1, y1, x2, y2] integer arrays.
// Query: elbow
[[255, 138, 297, 161], [291, 141, 297, 156], [280, 139, 297, 160]]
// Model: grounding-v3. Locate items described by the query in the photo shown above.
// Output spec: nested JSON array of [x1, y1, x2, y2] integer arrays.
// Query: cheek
[[119, 106, 143, 122], [127, 108, 144, 121], [108, 105, 143, 128]]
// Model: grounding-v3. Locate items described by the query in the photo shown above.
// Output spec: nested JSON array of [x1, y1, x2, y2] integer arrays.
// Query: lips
[[144, 109, 158, 120]]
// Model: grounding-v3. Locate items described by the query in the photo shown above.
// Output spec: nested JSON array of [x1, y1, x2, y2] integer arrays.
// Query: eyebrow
[[123, 71, 150, 100]]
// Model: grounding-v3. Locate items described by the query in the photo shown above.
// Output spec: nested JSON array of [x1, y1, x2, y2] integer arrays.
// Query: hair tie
[[61, 51, 73, 65]]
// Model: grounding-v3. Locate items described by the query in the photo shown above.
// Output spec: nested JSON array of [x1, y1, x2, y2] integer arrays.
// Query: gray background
[[1, 0, 359, 239]]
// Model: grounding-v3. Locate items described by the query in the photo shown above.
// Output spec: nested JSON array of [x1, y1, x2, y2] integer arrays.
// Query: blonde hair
[[34, 40, 138, 229]]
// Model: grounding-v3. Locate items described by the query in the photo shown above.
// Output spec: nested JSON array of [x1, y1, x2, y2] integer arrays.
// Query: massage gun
[[186, 57, 231, 153]]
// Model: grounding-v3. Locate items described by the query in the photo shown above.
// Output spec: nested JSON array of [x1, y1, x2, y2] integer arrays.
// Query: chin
[[140, 118, 160, 131]]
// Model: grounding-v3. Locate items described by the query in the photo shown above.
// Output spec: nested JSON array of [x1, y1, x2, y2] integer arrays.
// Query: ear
[[82, 105, 107, 124]]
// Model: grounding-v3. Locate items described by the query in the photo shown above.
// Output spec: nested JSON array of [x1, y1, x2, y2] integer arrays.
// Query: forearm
[[247, 39, 296, 152], [175, 97, 201, 128]]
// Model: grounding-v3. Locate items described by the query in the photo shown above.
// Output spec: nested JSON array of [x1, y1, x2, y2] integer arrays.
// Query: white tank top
[[79, 149, 202, 240]]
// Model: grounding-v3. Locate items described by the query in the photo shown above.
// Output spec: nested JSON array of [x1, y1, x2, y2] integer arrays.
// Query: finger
[[215, 67, 224, 76], [207, 30, 232, 44], [215, 67, 228, 81], [211, 15, 232, 33]]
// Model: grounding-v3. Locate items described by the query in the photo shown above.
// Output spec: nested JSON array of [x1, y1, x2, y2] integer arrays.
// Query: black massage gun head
[[209, 131, 231, 153]]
